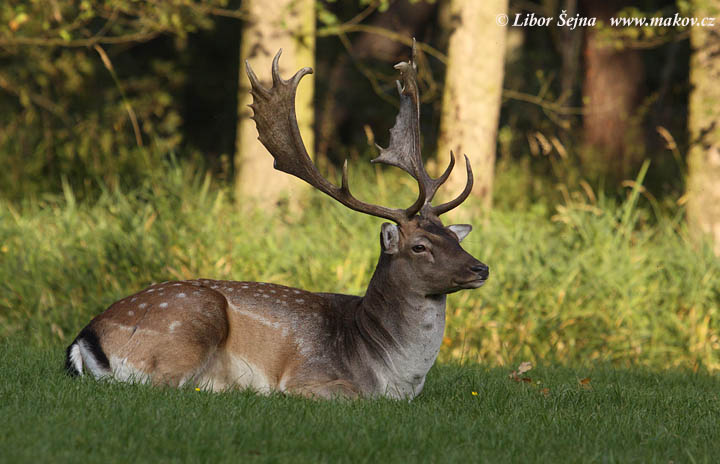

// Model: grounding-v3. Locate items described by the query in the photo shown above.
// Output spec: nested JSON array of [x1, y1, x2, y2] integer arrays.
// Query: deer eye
[[411, 244, 426, 253]]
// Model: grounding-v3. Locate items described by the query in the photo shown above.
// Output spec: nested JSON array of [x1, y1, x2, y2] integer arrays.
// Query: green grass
[[2, 339, 719, 463]]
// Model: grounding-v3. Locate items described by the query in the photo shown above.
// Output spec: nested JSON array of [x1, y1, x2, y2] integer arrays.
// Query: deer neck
[[354, 253, 447, 396]]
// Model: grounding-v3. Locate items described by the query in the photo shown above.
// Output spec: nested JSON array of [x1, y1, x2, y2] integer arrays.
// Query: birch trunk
[[687, 0, 720, 254], [436, 0, 508, 209]]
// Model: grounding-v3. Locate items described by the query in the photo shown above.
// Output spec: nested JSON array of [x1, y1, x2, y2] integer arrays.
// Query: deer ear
[[447, 224, 472, 242], [380, 223, 400, 254]]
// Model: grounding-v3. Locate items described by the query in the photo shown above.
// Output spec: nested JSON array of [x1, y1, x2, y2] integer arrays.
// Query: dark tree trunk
[[581, 0, 645, 180]]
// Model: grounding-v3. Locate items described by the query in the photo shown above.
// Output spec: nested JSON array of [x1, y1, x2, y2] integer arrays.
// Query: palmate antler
[[245, 41, 473, 224]]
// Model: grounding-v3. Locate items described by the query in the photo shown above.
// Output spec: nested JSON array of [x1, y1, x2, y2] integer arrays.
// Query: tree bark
[[687, 0, 720, 254], [436, 0, 508, 209], [581, 0, 645, 180], [235, 0, 315, 207]]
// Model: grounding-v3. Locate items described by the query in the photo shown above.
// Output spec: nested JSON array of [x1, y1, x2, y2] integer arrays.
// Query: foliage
[[0, 0, 233, 198], [1, 159, 718, 370], [2, 340, 720, 463]]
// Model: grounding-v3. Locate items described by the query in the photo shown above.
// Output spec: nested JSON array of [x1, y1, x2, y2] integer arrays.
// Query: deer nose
[[470, 262, 489, 280]]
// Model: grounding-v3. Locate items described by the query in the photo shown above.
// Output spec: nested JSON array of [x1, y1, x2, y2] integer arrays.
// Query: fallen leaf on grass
[[517, 361, 533, 374], [509, 361, 533, 383]]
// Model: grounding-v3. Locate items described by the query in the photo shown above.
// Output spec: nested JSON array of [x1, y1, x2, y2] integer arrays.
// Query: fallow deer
[[65, 43, 489, 399]]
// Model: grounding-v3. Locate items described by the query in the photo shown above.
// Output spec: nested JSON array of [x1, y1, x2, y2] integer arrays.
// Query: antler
[[371, 39, 473, 218], [246, 51, 411, 223], [245, 42, 473, 224]]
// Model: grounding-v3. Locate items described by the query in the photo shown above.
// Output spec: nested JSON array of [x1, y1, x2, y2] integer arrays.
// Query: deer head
[[246, 41, 488, 298]]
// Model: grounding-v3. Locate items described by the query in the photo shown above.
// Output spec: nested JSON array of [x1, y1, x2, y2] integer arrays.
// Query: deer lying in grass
[[65, 44, 489, 399]]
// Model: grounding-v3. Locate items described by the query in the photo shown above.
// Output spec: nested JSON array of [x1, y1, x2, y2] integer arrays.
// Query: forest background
[[1, 0, 719, 372]]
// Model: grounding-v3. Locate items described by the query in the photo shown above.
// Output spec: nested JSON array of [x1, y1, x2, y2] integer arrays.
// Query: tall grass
[[1, 159, 718, 370]]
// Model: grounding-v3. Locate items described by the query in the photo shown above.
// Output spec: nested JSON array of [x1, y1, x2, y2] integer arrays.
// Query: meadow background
[[1, 0, 719, 461]]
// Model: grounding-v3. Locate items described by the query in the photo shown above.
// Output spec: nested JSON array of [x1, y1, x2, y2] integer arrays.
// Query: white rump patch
[[77, 340, 110, 379], [68, 343, 83, 375]]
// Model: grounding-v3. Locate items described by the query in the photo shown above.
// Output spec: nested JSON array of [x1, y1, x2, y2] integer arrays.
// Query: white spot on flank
[[128, 311, 135, 316], [293, 290, 301, 294], [159, 302, 168, 308], [211, 285, 219, 289], [147, 288, 155, 293], [169, 320, 182, 332], [270, 290, 276, 294], [131, 297, 137, 302], [262, 294, 269, 298], [193, 291, 201, 295], [241, 285, 249, 289], [173, 283, 182, 286], [138, 303, 147, 309], [177, 293, 186, 298], [295, 299, 305, 303], [226, 288, 233, 292]]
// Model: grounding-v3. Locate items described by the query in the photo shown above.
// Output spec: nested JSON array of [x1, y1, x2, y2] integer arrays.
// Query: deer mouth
[[454, 278, 487, 289]]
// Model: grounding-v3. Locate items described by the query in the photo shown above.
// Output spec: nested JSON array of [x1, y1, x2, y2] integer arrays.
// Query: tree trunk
[[235, 0, 315, 207], [687, 0, 720, 254], [581, 0, 645, 180], [436, 0, 508, 209]]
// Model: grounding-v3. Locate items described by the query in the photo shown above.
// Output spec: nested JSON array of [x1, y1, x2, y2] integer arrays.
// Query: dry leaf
[[517, 362, 533, 374], [509, 361, 534, 383], [541, 387, 550, 397], [579, 377, 592, 389]]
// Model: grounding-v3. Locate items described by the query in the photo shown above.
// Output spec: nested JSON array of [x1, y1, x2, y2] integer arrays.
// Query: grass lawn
[[2, 339, 719, 463]]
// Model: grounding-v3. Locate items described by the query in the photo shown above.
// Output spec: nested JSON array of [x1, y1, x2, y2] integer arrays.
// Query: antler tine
[[429, 154, 474, 216], [246, 51, 409, 224]]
